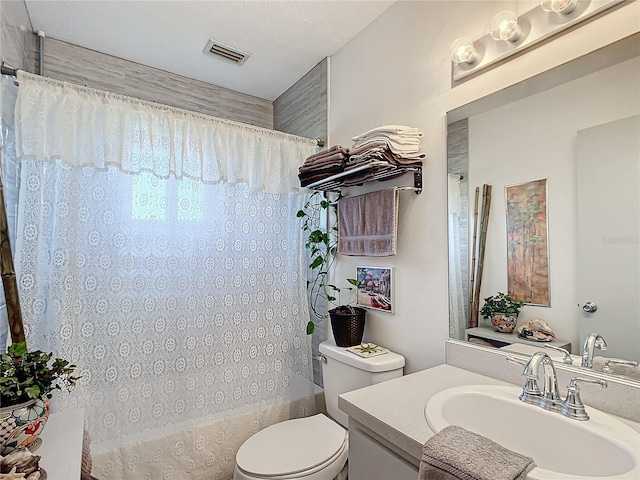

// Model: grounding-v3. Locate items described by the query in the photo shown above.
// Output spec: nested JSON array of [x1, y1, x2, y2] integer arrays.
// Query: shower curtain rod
[[1, 63, 18, 77], [1, 62, 326, 147]]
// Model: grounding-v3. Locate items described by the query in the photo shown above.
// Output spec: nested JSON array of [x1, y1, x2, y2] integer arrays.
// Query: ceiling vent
[[203, 39, 250, 66]]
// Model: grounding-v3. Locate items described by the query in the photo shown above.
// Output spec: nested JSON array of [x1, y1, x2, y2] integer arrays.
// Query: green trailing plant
[[479, 291, 525, 320], [297, 191, 358, 334], [0, 341, 80, 406]]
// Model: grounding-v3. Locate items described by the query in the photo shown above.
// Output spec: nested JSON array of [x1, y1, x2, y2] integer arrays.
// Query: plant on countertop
[[297, 191, 359, 334], [479, 291, 525, 320], [0, 341, 80, 407]]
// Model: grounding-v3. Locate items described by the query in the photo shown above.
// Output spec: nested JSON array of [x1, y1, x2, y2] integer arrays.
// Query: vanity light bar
[[451, 0, 625, 82]]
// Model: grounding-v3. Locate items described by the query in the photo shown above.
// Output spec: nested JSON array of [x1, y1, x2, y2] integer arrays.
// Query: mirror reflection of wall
[[575, 114, 639, 363], [447, 49, 639, 368]]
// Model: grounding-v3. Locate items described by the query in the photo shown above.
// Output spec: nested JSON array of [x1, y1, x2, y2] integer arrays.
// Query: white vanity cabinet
[[39, 408, 85, 479], [348, 420, 418, 480]]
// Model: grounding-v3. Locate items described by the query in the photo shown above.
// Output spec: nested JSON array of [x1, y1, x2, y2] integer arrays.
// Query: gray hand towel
[[337, 188, 398, 256], [418, 426, 536, 480]]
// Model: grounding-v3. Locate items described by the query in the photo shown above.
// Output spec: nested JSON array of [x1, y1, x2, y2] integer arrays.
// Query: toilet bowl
[[234, 341, 405, 480], [234, 414, 348, 480]]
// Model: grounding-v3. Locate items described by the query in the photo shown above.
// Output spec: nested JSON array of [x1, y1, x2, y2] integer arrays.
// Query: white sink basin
[[425, 385, 640, 480]]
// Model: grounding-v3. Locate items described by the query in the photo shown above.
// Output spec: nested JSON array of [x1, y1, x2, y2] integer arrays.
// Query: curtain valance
[[15, 71, 316, 194]]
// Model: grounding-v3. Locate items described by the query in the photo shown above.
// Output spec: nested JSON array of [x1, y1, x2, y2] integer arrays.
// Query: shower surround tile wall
[[0, 0, 36, 75], [274, 58, 329, 386], [35, 37, 274, 129], [446, 119, 469, 337], [274, 58, 328, 142]]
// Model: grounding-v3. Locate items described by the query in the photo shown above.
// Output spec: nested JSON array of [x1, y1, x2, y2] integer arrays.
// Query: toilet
[[234, 341, 405, 480]]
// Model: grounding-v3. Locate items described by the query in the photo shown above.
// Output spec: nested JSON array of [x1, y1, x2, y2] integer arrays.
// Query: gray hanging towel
[[337, 188, 398, 256]]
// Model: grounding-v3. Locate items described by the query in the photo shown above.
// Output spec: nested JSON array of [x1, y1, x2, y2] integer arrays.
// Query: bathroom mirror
[[446, 34, 640, 382]]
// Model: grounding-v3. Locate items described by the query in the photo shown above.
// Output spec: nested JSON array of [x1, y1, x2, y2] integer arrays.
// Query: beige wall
[[329, 0, 640, 374]]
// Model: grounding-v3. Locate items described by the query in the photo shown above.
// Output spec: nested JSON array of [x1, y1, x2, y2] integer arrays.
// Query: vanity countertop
[[338, 365, 510, 461], [338, 364, 640, 464]]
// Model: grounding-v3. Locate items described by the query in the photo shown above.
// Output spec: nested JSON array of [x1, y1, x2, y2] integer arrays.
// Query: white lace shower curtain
[[13, 72, 317, 479]]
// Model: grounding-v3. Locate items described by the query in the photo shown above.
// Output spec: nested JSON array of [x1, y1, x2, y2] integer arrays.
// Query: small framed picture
[[356, 266, 393, 313]]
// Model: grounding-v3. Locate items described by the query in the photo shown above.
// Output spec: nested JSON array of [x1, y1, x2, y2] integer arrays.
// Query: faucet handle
[[506, 355, 542, 404], [561, 376, 607, 421], [602, 358, 639, 373], [543, 344, 573, 364], [568, 376, 607, 389], [505, 355, 527, 366]]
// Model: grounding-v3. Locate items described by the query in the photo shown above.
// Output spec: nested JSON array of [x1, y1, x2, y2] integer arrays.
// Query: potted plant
[[479, 291, 524, 333], [0, 341, 79, 455], [297, 191, 366, 346], [327, 279, 367, 347]]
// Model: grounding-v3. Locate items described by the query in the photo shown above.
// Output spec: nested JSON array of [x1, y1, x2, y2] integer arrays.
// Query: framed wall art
[[355, 266, 393, 313], [505, 179, 550, 306]]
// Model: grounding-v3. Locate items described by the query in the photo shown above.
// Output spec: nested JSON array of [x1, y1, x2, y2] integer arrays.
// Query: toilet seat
[[235, 414, 348, 480]]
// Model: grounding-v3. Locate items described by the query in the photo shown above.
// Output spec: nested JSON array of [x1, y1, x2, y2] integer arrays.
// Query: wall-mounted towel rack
[[306, 160, 422, 194]]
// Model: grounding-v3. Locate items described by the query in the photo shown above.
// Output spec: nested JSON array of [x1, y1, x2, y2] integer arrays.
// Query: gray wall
[[0, 0, 36, 75], [447, 119, 469, 338], [274, 58, 327, 144], [37, 37, 274, 129]]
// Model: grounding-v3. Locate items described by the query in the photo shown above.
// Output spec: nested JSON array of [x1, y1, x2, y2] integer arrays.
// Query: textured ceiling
[[24, 1, 395, 101]]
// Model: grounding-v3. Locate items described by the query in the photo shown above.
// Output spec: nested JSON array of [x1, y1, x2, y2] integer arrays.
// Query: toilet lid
[[236, 414, 346, 477]]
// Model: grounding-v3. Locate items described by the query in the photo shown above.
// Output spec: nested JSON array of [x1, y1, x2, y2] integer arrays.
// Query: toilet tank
[[319, 341, 405, 428]]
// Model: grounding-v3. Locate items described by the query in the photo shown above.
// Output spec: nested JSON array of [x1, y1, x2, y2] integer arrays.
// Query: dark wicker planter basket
[[329, 307, 366, 347]]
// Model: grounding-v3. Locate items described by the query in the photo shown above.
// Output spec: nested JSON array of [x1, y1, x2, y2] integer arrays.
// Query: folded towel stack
[[298, 145, 350, 187], [297, 125, 424, 188], [351, 125, 424, 159], [344, 125, 424, 186], [419, 425, 536, 480]]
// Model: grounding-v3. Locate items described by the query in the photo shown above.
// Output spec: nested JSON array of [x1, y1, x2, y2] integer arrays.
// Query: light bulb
[[490, 11, 522, 42], [449, 37, 477, 65], [540, 0, 578, 14]]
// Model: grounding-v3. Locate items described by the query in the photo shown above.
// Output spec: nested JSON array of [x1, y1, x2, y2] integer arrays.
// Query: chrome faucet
[[508, 352, 562, 411], [508, 352, 608, 420], [581, 333, 607, 368], [524, 351, 562, 411]]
